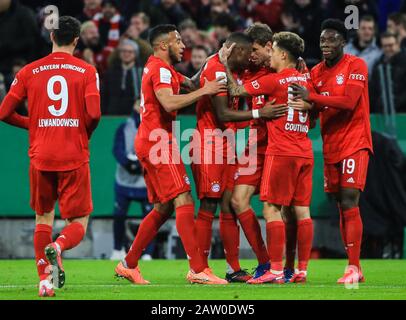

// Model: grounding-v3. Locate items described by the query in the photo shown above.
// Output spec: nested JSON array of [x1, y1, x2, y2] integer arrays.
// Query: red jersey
[[244, 68, 313, 158], [8, 52, 100, 171], [196, 54, 241, 132], [137, 56, 185, 144], [310, 54, 373, 164]]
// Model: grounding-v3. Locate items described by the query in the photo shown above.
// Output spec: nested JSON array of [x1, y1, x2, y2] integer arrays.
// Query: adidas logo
[[346, 177, 355, 183], [37, 259, 47, 266]]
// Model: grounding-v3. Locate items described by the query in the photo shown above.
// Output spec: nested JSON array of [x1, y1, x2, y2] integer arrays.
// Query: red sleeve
[[85, 66, 100, 98], [3, 112, 29, 130], [7, 68, 27, 101], [84, 95, 101, 138], [151, 66, 175, 91], [308, 85, 363, 111], [243, 74, 276, 96], [0, 94, 24, 120], [308, 60, 366, 111], [204, 63, 227, 97]]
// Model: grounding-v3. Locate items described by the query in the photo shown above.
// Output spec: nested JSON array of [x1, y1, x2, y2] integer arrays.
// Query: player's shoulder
[[70, 55, 97, 74], [205, 54, 225, 73], [345, 54, 368, 69]]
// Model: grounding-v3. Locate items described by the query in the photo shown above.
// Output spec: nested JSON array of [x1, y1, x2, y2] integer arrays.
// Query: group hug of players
[[0, 16, 372, 297]]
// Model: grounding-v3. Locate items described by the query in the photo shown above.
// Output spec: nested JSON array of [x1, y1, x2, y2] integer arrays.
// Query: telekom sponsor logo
[[147, 121, 258, 176]]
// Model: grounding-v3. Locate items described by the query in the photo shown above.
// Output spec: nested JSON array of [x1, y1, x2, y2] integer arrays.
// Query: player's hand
[[219, 42, 236, 65], [259, 99, 288, 119], [288, 98, 313, 111], [289, 83, 309, 100], [202, 77, 227, 95]]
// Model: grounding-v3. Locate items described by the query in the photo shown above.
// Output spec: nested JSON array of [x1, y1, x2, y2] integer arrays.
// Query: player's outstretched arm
[[290, 83, 363, 111], [155, 78, 226, 112]]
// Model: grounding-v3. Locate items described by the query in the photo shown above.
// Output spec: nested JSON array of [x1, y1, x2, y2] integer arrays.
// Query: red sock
[[266, 221, 285, 272], [237, 209, 268, 264], [219, 212, 241, 273], [284, 221, 297, 270], [34, 224, 52, 280], [343, 207, 363, 269], [297, 218, 314, 271], [195, 209, 214, 269], [338, 206, 347, 249], [55, 222, 85, 252], [125, 209, 168, 268], [176, 204, 205, 273]]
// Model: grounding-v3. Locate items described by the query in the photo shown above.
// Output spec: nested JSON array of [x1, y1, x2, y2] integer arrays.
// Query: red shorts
[[324, 149, 369, 193], [29, 163, 93, 219], [235, 126, 267, 193], [260, 155, 313, 206], [138, 148, 191, 204], [192, 159, 237, 199]]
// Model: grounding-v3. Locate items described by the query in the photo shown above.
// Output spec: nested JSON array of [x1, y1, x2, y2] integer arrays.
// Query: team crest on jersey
[[251, 80, 260, 89], [143, 67, 149, 74], [211, 181, 221, 193], [184, 175, 191, 185], [11, 78, 18, 86], [336, 74, 344, 85]]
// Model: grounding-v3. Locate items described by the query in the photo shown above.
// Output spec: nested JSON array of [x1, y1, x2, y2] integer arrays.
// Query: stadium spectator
[[122, 27, 153, 67], [0, 0, 41, 76], [212, 12, 238, 47], [387, 12, 406, 52], [157, 0, 189, 26], [176, 45, 210, 114], [197, 0, 244, 30], [239, 0, 284, 32], [376, 0, 403, 31], [75, 21, 110, 78], [110, 109, 155, 261], [76, 0, 102, 22], [101, 39, 142, 115], [281, 0, 323, 67], [370, 32, 406, 113], [92, 0, 127, 52], [129, 12, 151, 41], [344, 15, 382, 74], [178, 19, 209, 62]]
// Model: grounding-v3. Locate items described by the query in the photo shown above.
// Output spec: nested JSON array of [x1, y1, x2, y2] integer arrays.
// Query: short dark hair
[[213, 13, 237, 32], [273, 32, 304, 61], [321, 19, 348, 41], [388, 12, 404, 24], [192, 45, 209, 56], [245, 23, 273, 46], [360, 15, 376, 24], [148, 24, 177, 46], [380, 32, 398, 42], [102, 0, 118, 8], [226, 32, 253, 46], [52, 16, 81, 46], [179, 19, 197, 31], [132, 12, 150, 26]]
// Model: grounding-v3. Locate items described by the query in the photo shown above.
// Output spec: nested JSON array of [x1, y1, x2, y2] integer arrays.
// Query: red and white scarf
[[93, 13, 121, 52]]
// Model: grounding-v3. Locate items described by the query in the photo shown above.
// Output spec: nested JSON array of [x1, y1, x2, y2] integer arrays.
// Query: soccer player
[[114, 24, 229, 285], [290, 19, 373, 284], [192, 32, 287, 282], [220, 31, 314, 284], [0, 16, 101, 297]]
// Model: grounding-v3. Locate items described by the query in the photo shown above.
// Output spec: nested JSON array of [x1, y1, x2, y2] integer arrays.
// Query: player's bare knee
[[36, 210, 55, 226], [230, 193, 250, 214], [339, 188, 360, 211], [293, 206, 311, 220], [154, 202, 174, 216], [174, 192, 194, 208], [263, 203, 282, 222], [200, 198, 218, 214]]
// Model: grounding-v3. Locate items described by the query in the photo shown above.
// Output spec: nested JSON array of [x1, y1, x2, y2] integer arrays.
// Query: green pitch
[[1, 259, 406, 300]]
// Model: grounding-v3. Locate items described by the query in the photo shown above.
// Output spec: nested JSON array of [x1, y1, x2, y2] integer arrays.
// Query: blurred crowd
[[1, 0, 406, 115]]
